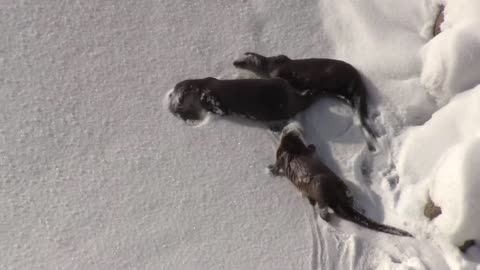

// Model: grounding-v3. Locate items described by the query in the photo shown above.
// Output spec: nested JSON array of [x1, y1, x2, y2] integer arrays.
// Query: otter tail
[[352, 82, 379, 151], [333, 204, 412, 237]]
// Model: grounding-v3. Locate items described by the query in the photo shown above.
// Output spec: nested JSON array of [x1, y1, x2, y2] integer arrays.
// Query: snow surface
[[397, 86, 480, 265], [420, 0, 480, 106], [1, 0, 480, 269]]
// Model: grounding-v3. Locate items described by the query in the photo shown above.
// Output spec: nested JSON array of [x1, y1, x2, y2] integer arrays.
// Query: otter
[[233, 52, 378, 150], [168, 77, 318, 130], [267, 122, 412, 237]]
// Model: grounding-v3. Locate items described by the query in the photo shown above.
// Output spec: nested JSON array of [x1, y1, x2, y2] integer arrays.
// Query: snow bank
[[421, 23, 480, 104], [319, 0, 437, 127], [396, 1, 480, 266], [421, 0, 480, 105], [431, 137, 480, 245], [398, 86, 480, 247]]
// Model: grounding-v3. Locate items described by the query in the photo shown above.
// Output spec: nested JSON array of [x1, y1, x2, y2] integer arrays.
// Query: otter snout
[[168, 101, 204, 121], [233, 52, 266, 69], [167, 89, 181, 114]]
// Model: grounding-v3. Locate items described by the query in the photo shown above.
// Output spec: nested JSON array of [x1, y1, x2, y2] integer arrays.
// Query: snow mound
[[431, 136, 480, 245], [421, 23, 480, 104], [398, 85, 480, 246], [421, 0, 480, 105], [442, 0, 480, 28]]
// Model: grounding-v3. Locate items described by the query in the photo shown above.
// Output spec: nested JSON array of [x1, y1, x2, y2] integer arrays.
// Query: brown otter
[[233, 52, 378, 150], [168, 77, 318, 131], [267, 122, 412, 237]]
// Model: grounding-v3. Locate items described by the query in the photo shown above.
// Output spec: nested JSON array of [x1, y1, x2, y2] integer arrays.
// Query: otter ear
[[307, 144, 316, 153]]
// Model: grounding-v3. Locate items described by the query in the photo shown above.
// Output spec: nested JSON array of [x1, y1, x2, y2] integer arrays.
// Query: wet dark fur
[[168, 77, 319, 128], [234, 52, 378, 150], [268, 125, 412, 237]]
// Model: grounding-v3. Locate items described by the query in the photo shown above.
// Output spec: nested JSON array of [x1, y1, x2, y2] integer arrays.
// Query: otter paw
[[267, 164, 280, 176], [319, 208, 330, 222]]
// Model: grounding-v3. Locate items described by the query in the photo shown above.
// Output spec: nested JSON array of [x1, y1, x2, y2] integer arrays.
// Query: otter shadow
[[209, 114, 289, 134], [464, 243, 480, 264], [360, 76, 383, 126], [296, 98, 386, 221], [297, 97, 361, 172]]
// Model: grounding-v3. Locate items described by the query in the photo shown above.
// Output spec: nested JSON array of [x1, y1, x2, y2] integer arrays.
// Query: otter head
[[280, 121, 305, 141], [233, 52, 270, 77], [168, 78, 215, 121], [233, 52, 290, 78], [277, 121, 310, 156]]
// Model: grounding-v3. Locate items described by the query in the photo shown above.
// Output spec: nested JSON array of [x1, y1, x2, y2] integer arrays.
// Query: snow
[[398, 86, 480, 257], [431, 136, 480, 246], [421, 0, 480, 105], [421, 22, 480, 105], [1, 0, 480, 269]]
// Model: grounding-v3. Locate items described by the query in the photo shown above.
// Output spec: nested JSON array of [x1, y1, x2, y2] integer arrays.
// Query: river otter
[[234, 52, 378, 150], [267, 122, 412, 237], [168, 77, 319, 130]]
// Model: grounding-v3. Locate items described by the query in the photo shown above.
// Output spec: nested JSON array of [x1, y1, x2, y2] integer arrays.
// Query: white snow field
[[1, 0, 480, 269]]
